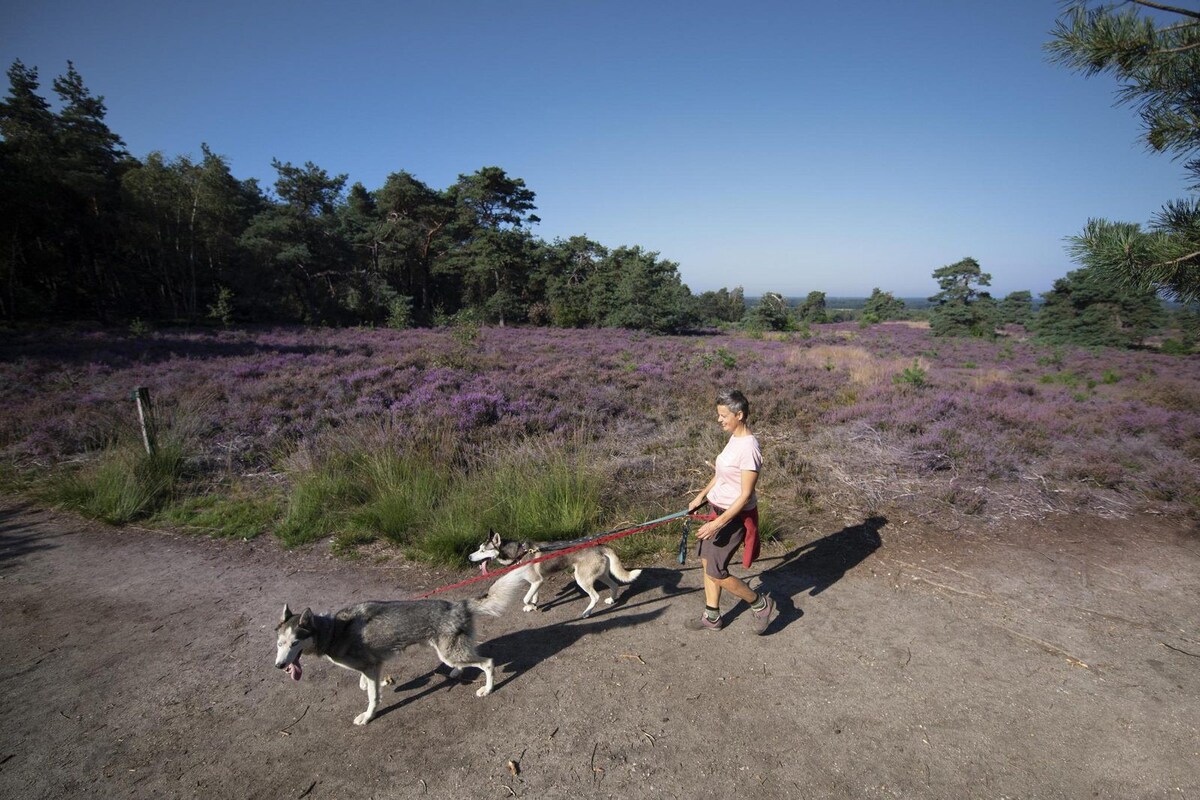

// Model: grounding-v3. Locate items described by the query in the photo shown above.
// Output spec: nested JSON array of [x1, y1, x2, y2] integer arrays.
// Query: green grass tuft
[[47, 442, 187, 524], [156, 490, 281, 539]]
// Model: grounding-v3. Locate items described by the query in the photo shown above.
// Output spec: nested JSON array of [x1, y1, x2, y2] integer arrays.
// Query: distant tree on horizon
[[797, 290, 828, 323], [748, 291, 794, 331], [928, 257, 998, 337], [999, 290, 1035, 327], [693, 285, 746, 326], [861, 287, 907, 322]]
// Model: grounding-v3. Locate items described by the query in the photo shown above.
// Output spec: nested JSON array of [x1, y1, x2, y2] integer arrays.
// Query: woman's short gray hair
[[717, 389, 750, 420]]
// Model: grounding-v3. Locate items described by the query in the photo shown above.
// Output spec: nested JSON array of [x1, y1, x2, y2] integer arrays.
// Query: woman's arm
[[689, 474, 718, 513], [695, 469, 759, 539]]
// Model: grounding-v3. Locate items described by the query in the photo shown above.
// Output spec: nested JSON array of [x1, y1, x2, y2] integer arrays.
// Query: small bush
[[1037, 347, 1066, 368], [1161, 337, 1194, 355], [207, 287, 235, 328], [386, 295, 414, 330], [893, 360, 928, 388]]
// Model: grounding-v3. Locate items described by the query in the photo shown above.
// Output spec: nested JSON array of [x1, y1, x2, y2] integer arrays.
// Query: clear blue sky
[[2, 0, 1188, 297]]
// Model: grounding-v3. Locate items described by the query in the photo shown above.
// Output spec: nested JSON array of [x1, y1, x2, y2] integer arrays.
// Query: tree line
[[3, 23, 1196, 352], [0, 60, 736, 332]]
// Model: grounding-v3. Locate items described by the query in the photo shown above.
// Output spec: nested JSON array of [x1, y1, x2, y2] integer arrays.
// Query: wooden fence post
[[132, 386, 156, 456]]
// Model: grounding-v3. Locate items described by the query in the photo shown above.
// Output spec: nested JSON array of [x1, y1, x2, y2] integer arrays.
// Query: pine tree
[[999, 290, 1035, 327], [928, 258, 996, 337], [0, 60, 60, 319], [797, 290, 828, 323], [1035, 265, 1164, 347], [1047, 1, 1200, 302], [862, 287, 907, 322]]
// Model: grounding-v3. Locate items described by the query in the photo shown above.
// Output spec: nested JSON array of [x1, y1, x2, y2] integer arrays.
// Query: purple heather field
[[1, 322, 1197, 526]]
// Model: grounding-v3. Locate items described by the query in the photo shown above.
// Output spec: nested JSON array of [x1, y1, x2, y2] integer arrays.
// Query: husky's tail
[[603, 550, 642, 583], [469, 565, 533, 617]]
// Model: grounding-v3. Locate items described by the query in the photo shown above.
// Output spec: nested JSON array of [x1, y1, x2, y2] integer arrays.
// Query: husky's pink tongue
[[286, 660, 302, 681], [480, 562, 489, 576]]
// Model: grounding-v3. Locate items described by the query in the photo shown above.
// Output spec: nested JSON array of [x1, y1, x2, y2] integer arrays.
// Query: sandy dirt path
[[1, 500, 1198, 799]]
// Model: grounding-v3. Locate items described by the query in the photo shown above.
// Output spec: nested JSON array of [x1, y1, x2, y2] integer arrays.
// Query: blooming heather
[[0, 322, 1196, 525]]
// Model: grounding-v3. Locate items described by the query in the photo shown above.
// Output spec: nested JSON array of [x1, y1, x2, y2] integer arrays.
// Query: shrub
[[207, 287, 235, 328], [386, 296, 414, 330], [1162, 337, 1194, 355], [893, 359, 928, 388]]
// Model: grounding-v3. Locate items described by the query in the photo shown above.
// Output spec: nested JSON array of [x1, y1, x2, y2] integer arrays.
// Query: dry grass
[[789, 345, 932, 386], [879, 320, 931, 330], [969, 369, 1012, 390]]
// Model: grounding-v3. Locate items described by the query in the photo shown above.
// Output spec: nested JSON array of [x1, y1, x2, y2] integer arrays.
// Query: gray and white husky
[[274, 568, 528, 726], [468, 529, 643, 617]]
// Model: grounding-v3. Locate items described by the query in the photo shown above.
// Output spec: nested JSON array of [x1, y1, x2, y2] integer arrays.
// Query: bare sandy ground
[[1, 499, 1198, 799]]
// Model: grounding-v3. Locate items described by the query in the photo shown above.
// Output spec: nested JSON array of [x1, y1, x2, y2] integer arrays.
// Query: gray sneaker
[[684, 613, 723, 631], [750, 592, 775, 634]]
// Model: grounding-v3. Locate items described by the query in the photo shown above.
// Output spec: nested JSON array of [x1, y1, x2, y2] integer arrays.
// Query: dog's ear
[[281, 604, 292, 622], [299, 608, 313, 626], [488, 529, 500, 545]]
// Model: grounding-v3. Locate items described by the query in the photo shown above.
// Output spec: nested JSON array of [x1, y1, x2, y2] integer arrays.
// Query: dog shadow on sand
[[374, 573, 687, 719], [373, 523, 883, 716], [741, 515, 886, 635]]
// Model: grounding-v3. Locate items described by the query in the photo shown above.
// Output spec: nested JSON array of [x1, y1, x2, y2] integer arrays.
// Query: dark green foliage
[[0, 61, 755, 334], [599, 246, 691, 333], [0, 60, 134, 322], [893, 359, 928, 388], [861, 287, 907, 323], [797, 291, 828, 323], [1000, 290, 1035, 327], [747, 292, 794, 331], [1047, 2, 1200, 303], [534, 237, 693, 332], [1034, 265, 1164, 347], [692, 286, 746, 326], [929, 258, 998, 337]]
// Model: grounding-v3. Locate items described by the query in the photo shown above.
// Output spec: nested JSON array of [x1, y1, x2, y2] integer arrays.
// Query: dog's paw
[[353, 712, 374, 726], [475, 685, 491, 697], [523, 603, 537, 612], [604, 597, 615, 605], [381, 674, 394, 687]]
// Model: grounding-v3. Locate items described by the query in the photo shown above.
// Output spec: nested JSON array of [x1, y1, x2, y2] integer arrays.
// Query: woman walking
[[686, 389, 775, 633]]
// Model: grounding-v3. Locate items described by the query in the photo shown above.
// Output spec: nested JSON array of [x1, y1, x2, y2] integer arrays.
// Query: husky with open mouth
[[274, 568, 528, 725]]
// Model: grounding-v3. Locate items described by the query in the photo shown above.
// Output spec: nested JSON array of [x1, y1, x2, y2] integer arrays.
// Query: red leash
[[416, 510, 704, 598]]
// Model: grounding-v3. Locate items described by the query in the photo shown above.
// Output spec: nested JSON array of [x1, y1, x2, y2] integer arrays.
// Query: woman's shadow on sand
[[748, 515, 886, 635]]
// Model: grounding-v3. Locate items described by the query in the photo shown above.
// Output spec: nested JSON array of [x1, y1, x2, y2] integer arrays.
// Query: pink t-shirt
[[706, 434, 761, 510]]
